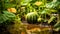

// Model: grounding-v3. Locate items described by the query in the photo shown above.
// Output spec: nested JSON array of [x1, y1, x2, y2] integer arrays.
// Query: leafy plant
[[54, 22, 60, 31], [0, 11, 15, 24]]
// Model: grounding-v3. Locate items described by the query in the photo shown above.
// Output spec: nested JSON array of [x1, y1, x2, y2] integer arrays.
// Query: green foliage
[[0, 0, 16, 24], [48, 16, 56, 24], [21, 0, 59, 25], [37, 17, 44, 23], [54, 22, 60, 31], [0, 0, 59, 29], [21, 0, 32, 5], [0, 11, 15, 24], [45, 0, 60, 9], [54, 22, 60, 28]]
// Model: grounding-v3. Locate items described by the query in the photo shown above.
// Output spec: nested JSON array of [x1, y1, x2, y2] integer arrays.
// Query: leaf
[[54, 22, 60, 31], [0, 14, 9, 23], [48, 16, 55, 24], [46, 1, 60, 9], [4, 0, 16, 8], [3, 11, 15, 18], [21, 0, 32, 5], [0, 11, 15, 24], [5, 3, 16, 8], [54, 22, 60, 28], [0, 14, 4, 23], [41, 9, 51, 14]]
